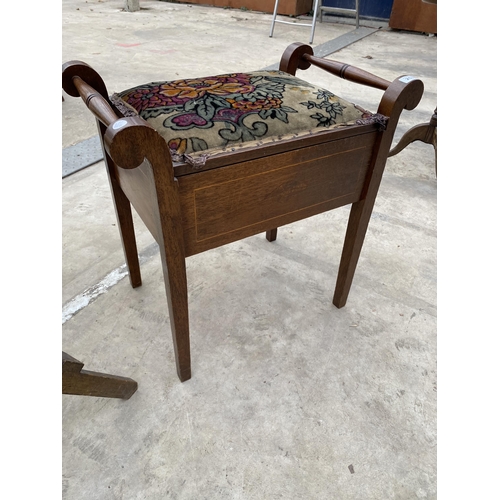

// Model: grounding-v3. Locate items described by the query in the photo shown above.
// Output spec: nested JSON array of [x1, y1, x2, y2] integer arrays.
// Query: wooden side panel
[[115, 161, 161, 243], [179, 133, 377, 256]]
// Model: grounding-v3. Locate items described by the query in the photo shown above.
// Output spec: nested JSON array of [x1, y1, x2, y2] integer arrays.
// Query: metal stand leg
[[309, 0, 321, 44], [318, 0, 359, 29], [269, 0, 280, 38], [270, 0, 321, 45]]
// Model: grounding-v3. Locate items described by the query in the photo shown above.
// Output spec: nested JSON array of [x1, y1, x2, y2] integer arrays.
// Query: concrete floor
[[62, 1, 437, 498]]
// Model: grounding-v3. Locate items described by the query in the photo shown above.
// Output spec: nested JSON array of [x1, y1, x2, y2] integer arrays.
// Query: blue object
[[322, 0, 394, 20]]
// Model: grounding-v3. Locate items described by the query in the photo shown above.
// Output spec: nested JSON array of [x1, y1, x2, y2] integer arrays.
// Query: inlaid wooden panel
[[178, 133, 377, 256]]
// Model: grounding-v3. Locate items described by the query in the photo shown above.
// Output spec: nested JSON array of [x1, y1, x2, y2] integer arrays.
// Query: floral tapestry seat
[[111, 70, 386, 167], [63, 43, 425, 383]]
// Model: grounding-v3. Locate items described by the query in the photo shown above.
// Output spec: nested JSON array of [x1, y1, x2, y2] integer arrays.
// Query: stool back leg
[[102, 147, 142, 289]]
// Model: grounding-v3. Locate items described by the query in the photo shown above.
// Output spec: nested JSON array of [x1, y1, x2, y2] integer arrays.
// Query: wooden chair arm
[[279, 42, 390, 91], [62, 60, 163, 171], [63, 60, 121, 129], [72, 76, 119, 128], [302, 54, 391, 91]]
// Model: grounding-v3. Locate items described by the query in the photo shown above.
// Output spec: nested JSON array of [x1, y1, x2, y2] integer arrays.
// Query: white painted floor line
[[62, 264, 129, 324], [62, 242, 160, 325]]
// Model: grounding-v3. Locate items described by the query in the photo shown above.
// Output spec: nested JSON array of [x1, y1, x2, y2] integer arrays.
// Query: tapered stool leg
[[107, 175, 142, 288], [333, 198, 373, 308], [158, 242, 191, 382], [266, 228, 278, 242]]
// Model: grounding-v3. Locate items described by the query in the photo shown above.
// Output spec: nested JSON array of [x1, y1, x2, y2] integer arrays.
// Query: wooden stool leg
[[62, 352, 138, 399], [106, 121, 191, 382], [107, 175, 142, 288], [266, 228, 278, 242], [333, 198, 373, 308], [99, 118, 142, 289], [158, 242, 191, 382]]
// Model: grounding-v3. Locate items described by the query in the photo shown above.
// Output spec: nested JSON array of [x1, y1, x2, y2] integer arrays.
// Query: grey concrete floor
[[62, 1, 437, 498]]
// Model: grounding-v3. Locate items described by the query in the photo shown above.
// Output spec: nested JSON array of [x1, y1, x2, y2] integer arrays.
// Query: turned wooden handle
[[303, 54, 391, 91], [72, 75, 119, 128]]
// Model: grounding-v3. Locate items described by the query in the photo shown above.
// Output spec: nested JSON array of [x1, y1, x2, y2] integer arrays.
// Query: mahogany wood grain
[[266, 229, 278, 242], [279, 42, 314, 74], [177, 134, 376, 256], [73, 76, 118, 128], [333, 77, 424, 307], [105, 121, 192, 382], [303, 54, 391, 91], [62, 44, 424, 383], [278, 43, 391, 91], [63, 63, 143, 288], [62, 60, 109, 101], [267, 42, 389, 245], [99, 122, 143, 289], [172, 123, 378, 176], [115, 160, 162, 244]]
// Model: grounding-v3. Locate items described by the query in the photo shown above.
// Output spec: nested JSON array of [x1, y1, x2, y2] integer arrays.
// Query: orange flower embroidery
[[168, 138, 188, 155], [228, 97, 282, 111], [159, 75, 254, 100]]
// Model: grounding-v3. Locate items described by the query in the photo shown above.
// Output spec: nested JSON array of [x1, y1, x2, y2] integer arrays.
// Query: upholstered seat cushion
[[111, 70, 385, 165]]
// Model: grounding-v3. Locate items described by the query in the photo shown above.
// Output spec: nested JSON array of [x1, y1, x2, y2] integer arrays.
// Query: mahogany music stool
[[62, 42, 424, 383]]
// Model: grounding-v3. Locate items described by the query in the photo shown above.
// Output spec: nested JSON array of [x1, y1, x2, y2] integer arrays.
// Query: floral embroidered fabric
[[111, 70, 385, 166]]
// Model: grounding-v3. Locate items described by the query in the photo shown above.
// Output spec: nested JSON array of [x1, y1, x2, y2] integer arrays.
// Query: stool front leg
[[266, 228, 278, 242], [334, 76, 425, 308], [104, 118, 193, 382], [158, 242, 191, 382], [148, 162, 192, 382], [333, 198, 371, 308]]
